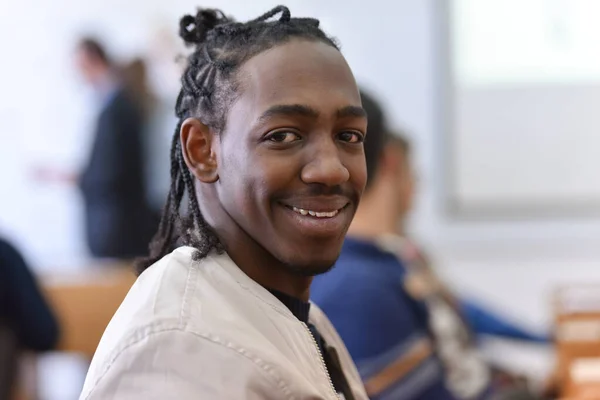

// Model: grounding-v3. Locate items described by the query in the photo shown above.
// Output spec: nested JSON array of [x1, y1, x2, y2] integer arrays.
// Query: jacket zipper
[[302, 322, 339, 399]]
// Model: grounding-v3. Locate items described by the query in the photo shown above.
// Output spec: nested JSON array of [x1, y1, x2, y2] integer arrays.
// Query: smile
[[290, 206, 340, 218], [279, 201, 351, 238]]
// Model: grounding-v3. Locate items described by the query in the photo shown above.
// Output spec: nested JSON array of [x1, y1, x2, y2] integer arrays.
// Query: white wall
[[2, 0, 600, 332], [450, 0, 600, 213]]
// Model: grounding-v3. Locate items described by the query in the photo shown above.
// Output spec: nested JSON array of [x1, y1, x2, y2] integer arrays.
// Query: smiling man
[[80, 6, 369, 400]]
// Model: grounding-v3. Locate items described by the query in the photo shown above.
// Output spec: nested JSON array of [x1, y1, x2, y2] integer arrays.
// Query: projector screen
[[447, 0, 600, 216]]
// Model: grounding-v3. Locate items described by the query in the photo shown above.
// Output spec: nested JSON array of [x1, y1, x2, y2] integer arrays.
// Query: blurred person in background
[[74, 38, 157, 259], [38, 38, 158, 259], [0, 236, 59, 351], [119, 57, 171, 215], [119, 58, 156, 119], [311, 90, 548, 400], [144, 26, 184, 213], [144, 26, 185, 212]]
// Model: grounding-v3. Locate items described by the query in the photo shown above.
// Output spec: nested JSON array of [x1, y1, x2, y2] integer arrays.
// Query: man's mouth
[[278, 199, 352, 238]]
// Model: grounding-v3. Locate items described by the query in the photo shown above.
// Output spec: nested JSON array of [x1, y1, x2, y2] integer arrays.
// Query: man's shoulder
[[81, 320, 294, 400], [132, 246, 206, 318], [87, 248, 223, 362], [83, 248, 267, 393]]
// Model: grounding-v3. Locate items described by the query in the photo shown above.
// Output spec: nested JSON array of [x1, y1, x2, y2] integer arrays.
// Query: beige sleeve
[[81, 328, 292, 400]]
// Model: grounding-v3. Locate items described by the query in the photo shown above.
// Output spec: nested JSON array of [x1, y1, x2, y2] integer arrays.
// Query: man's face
[[215, 39, 367, 275]]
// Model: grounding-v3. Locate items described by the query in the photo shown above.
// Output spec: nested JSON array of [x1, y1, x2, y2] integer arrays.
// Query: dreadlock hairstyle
[[136, 5, 339, 274]]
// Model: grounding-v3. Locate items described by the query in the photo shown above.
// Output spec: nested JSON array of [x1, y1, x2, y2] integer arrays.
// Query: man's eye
[[267, 131, 301, 143], [338, 131, 364, 143]]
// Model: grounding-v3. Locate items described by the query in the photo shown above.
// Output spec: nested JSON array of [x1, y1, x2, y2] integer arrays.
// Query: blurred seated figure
[[0, 237, 59, 352], [0, 237, 59, 398], [311, 90, 548, 400], [0, 320, 18, 400]]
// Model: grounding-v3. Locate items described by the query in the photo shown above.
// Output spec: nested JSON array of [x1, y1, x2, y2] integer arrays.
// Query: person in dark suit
[[74, 38, 158, 259]]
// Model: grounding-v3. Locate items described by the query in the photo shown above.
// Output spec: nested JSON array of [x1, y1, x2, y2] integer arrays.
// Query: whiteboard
[[446, 0, 600, 216]]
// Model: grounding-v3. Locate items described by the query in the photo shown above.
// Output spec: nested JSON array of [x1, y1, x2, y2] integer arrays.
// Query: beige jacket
[[80, 247, 368, 400]]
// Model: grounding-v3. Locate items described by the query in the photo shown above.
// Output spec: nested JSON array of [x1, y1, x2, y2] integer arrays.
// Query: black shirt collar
[[268, 288, 311, 323]]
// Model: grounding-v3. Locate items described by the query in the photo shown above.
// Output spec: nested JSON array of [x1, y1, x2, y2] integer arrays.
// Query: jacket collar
[[207, 250, 300, 322]]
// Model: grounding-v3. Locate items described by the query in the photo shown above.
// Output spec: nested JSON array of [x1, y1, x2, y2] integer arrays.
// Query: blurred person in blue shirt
[[311, 90, 548, 400]]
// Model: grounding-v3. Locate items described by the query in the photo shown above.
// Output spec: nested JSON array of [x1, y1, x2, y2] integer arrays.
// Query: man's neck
[[229, 246, 313, 301], [200, 198, 313, 301]]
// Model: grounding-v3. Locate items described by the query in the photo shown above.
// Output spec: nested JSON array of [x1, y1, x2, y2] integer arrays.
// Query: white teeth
[[316, 211, 337, 218], [291, 206, 340, 218]]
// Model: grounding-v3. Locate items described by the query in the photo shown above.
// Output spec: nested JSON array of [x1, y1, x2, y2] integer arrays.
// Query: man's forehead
[[237, 41, 360, 105]]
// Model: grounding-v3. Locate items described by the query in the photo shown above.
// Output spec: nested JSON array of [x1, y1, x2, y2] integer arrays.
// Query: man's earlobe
[[180, 118, 219, 183]]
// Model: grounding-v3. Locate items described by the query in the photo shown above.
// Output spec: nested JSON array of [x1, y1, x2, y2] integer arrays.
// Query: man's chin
[[281, 258, 337, 277], [273, 239, 344, 277]]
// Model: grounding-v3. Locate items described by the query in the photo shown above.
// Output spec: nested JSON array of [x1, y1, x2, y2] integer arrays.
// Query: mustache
[[275, 184, 360, 208], [289, 184, 350, 198]]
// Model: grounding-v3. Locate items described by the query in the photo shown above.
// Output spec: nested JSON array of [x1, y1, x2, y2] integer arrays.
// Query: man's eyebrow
[[257, 104, 368, 123], [258, 104, 320, 122], [336, 105, 367, 119]]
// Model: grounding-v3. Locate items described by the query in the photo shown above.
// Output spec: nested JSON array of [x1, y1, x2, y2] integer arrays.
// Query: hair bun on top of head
[[179, 8, 232, 46]]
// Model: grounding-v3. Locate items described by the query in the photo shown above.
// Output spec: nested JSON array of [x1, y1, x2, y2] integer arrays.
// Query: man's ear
[[180, 118, 219, 183]]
